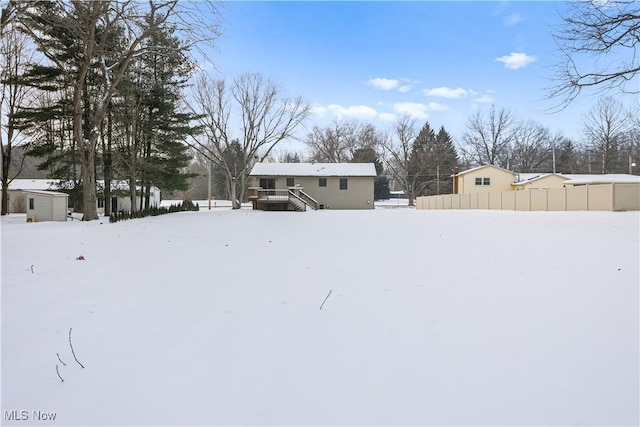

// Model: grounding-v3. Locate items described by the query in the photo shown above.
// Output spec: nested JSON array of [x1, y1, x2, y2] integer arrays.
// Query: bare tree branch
[[550, 0, 640, 109]]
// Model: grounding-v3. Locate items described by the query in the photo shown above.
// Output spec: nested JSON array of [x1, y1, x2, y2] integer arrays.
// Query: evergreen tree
[[554, 137, 579, 174], [112, 20, 199, 211], [135, 23, 199, 209], [374, 175, 390, 200], [281, 151, 301, 163], [351, 146, 383, 174], [407, 122, 436, 197], [431, 127, 459, 195]]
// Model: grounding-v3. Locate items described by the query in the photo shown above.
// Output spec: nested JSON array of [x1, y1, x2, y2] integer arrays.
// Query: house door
[[111, 197, 118, 213], [259, 178, 276, 189]]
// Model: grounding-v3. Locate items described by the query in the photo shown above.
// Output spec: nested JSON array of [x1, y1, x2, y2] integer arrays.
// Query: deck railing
[[247, 186, 317, 211], [293, 188, 319, 210]]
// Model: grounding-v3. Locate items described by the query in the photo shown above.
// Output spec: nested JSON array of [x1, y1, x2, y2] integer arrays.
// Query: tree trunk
[[144, 184, 150, 209], [127, 175, 136, 213], [1, 183, 9, 215], [228, 171, 240, 209], [1, 142, 11, 215], [81, 145, 98, 220], [104, 161, 111, 216], [103, 107, 113, 216]]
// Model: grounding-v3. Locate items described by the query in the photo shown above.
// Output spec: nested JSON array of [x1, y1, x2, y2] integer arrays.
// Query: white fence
[[416, 183, 640, 212]]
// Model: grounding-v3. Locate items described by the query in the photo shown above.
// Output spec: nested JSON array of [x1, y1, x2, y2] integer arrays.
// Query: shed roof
[[23, 190, 69, 197], [250, 162, 377, 177]]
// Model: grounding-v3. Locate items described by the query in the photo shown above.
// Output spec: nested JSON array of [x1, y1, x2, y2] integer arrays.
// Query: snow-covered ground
[[1, 208, 638, 426]]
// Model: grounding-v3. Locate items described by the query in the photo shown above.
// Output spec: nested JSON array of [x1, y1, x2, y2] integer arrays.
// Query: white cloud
[[427, 102, 449, 111], [327, 104, 378, 120], [495, 52, 537, 70], [368, 78, 400, 91], [473, 94, 495, 104], [424, 86, 471, 99], [311, 105, 328, 116], [503, 13, 523, 26], [393, 102, 430, 120], [379, 113, 398, 122], [398, 85, 412, 93]]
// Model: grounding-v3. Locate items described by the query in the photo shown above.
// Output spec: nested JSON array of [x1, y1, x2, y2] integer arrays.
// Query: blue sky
[[204, 1, 636, 152]]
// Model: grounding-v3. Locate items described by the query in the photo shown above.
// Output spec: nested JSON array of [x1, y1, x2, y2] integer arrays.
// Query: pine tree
[[431, 127, 459, 195], [408, 122, 436, 197], [135, 23, 199, 209]]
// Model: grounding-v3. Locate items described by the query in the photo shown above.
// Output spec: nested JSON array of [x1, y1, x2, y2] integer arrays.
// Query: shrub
[[109, 200, 199, 223]]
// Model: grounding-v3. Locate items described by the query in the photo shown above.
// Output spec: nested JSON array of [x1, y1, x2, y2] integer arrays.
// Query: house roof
[[8, 179, 58, 191], [562, 174, 640, 185], [250, 162, 377, 177], [513, 173, 567, 186], [454, 164, 516, 177], [9, 179, 159, 192], [452, 165, 640, 185]]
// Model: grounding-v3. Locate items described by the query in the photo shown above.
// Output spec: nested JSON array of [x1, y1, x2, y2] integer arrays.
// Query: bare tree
[[380, 114, 422, 206], [188, 72, 311, 209], [16, 1, 218, 220], [305, 119, 361, 162], [461, 105, 515, 168], [551, 0, 640, 108], [507, 121, 554, 173], [583, 96, 631, 173], [626, 105, 640, 174], [0, 9, 34, 214]]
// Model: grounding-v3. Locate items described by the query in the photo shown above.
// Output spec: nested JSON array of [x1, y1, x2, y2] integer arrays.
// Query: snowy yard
[[1, 208, 638, 426]]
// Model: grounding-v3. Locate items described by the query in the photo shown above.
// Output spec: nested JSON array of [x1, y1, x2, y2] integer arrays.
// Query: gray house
[[248, 162, 376, 210]]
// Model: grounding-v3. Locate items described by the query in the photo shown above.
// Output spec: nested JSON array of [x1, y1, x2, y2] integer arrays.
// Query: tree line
[[1, 0, 638, 217], [0, 0, 218, 219]]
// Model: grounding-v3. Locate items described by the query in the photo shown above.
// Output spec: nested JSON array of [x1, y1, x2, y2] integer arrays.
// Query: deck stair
[[248, 187, 319, 211]]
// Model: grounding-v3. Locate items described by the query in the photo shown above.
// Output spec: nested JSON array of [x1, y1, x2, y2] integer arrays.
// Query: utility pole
[[207, 162, 212, 210]]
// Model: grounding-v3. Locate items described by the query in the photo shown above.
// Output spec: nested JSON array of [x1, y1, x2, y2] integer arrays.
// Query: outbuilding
[[24, 190, 69, 222]]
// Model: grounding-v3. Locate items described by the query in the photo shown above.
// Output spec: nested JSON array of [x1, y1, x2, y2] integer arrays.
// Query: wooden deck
[[248, 187, 319, 211]]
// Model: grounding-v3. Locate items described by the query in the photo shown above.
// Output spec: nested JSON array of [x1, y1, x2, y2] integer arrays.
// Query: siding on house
[[456, 165, 515, 194], [512, 174, 568, 190], [249, 162, 376, 210]]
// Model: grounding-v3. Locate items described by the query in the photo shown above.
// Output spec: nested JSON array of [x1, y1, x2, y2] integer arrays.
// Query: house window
[[97, 197, 104, 208], [475, 177, 491, 186], [259, 178, 276, 189], [29, 198, 34, 210], [339, 178, 348, 190], [319, 178, 327, 187], [286, 177, 295, 187]]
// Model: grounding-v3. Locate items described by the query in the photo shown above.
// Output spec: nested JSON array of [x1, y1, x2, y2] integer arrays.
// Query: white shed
[[24, 190, 69, 222]]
